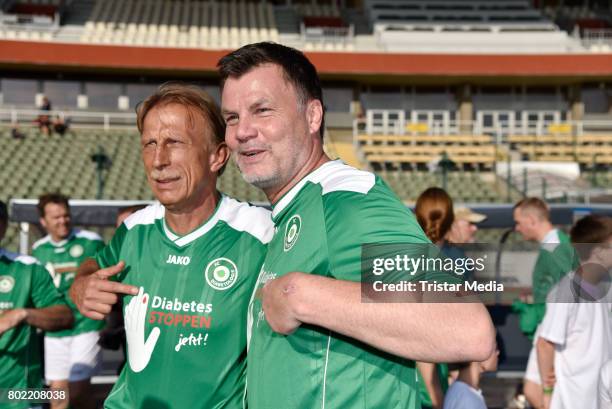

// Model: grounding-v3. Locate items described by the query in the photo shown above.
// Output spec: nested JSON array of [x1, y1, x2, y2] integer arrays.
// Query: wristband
[[543, 386, 554, 395]]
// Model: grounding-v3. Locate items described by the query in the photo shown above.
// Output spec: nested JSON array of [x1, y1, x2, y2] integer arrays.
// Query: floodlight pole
[[438, 152, 455, 192], [91, 145, 111, 200]]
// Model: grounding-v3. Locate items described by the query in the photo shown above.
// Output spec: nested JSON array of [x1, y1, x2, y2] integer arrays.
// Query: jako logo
[[166, 255, 191, 265]]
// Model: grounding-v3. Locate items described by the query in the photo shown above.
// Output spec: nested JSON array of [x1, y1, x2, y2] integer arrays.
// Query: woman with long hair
[[413, 187, 455, 409]]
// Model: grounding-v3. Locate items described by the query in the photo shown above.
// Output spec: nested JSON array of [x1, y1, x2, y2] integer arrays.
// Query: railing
[[300, 22, 355, 46], [582, 28, 612, 48], [0, 12, 60, 30], [0, 108, 137, 131], [356, 109, 612, 141]]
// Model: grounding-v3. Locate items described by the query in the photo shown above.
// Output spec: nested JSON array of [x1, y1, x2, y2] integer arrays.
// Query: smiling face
[[221, 64, 322, 197], [140, 103, 227, 213], [40, 202, 71, 242]]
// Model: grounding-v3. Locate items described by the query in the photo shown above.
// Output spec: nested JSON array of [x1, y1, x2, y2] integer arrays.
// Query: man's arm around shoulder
[[262, 272, 495, 363]]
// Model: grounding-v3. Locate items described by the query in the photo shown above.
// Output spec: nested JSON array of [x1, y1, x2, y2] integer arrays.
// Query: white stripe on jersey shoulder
[[313, 161, 375, 196], [33, 230, 78, 249], [123, 203, 164, 230], [74, 229, 103, 242], [0, 249, 40, 265], [217, 196, 273, 245], [32, 235, 51, 250], [273, 160, 375, 217]]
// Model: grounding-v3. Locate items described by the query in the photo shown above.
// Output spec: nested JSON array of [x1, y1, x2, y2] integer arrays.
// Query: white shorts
[[44, 331, 101, 382], [524, 344, 542, 384]]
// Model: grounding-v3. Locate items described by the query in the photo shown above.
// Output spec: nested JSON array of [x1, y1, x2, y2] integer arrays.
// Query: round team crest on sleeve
[[69, 244, 84, 258], [284, 215, 302, 252], [0, 276, 15, 293], [205, 258, 238, 291]]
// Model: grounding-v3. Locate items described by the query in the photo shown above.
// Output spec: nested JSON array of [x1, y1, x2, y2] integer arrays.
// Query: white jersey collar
[[48, 230, 75, 247], [541, 229, 560, 245], [271, 160, 341, 219], [162, 196, 225, 247]]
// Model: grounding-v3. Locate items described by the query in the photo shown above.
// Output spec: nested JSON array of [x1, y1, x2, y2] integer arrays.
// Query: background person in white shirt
[[536, 215, 612, 409]]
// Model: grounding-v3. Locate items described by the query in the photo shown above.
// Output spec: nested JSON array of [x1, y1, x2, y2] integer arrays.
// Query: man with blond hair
[[70, 83, 273, 409]]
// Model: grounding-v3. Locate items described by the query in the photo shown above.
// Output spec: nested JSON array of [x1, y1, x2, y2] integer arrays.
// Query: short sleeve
[[538, 301, 573, 346], [323, 185, 430, 282], [95, 224, 127, 270], [30, 263, 67, 308]]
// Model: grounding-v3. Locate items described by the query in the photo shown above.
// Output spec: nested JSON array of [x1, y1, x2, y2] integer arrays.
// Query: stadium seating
[[355, 132, 499, 169], [365, 0, 550, 25], [510, 133, 612, 164], [0, 127, 266, 203], [0, 126, 269, 251], [80, 0, 279, 48], [378, 169, 520, 204]]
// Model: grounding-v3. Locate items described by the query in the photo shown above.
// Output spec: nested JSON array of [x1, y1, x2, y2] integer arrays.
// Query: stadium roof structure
[[2, 40, 612, 84]]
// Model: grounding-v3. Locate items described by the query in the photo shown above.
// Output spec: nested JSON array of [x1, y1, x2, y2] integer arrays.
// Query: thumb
[[144, 327, 160, 356], [97, 261, 126, 279]]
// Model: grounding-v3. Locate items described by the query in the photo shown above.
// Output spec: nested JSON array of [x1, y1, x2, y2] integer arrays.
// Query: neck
[[577, 261, 605, 285], [51, 232, 70, 243], [164, 191, 220, 235], [457, 364, 481, 389], [266, 149, 330, 205], [535, 223, 555, 243]]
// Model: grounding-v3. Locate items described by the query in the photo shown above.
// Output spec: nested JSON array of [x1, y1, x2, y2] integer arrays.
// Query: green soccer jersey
[[417, 363, 449, 408], [247, 160, 432, 409], [532, 229, 575, 304], [96, 196, 272, 409], [0, 250, 67, 409], [513, 229, 577, 339], [32, 229, 105, 337]]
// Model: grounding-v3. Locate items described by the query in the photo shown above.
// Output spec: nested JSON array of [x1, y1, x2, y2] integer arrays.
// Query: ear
[[209, 141, 231, 174], [306, 99, 323, 137], [39, 217, 47, 230]]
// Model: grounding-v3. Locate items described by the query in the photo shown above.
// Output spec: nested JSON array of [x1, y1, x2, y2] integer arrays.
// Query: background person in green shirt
[[512, 197, 576, 409], [0, 200, 73, 409], [32, 193, 105, 409], [218, 42, 496, 409]]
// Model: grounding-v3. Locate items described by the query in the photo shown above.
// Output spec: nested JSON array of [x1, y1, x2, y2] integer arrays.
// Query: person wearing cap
[[446, 207, 487, 245]]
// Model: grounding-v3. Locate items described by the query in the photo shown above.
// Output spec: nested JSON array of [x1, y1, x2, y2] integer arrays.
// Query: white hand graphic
[[125, 287, 160, 373]]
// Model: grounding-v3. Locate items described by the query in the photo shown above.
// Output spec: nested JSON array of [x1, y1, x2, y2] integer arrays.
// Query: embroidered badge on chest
[[205, 258, 238, 291], [0, 276, 15, 293], [283, 215, 302, 252]]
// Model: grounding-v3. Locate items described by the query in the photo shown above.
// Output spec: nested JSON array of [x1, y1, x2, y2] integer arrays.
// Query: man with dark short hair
[[33, 193, 104, 409], [70, 83, 273, 409], [218, 42, 495, 409], [0, 200, 73, 409]]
